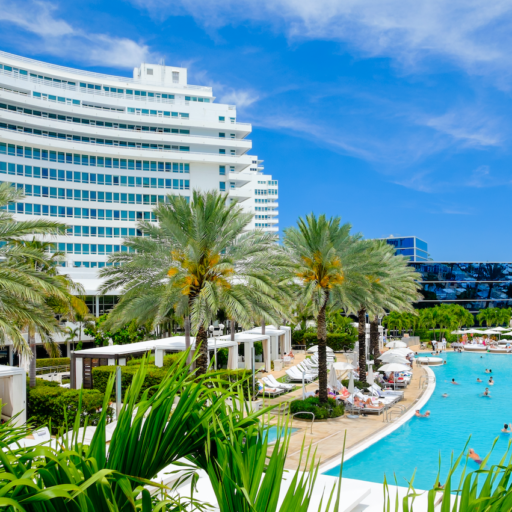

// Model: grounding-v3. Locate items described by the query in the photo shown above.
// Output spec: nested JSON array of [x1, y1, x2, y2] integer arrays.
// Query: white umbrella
[[481, 329, 502, 335], [379, 362, 411, 390], [382, 348, 413, 356], [307, 345, 334, 353], [386, 341, 407, 349], [328, 363, 341, 391], [379, 355, 410, 366], [347, 370, 355, 394], [332, 361, 356, 371], [367, 362, 375, 386], [492, 327, 509, 331]]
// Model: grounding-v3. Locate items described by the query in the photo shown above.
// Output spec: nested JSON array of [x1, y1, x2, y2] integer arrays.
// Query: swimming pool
[[267, 426, 298, 444], [324, 352, 512, 490]]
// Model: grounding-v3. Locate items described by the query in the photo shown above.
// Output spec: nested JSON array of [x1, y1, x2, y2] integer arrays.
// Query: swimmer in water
[[451, 378, 460, 385], [468, 448, 483, 465], [442, 393, 449, 398], [477, 378, 482, 383], [489, 377, 494, 385], [415, 410, 430, 418], [502, 424, 512, 433], [485, 369, 492, 374], [483, 388, 491, 397]]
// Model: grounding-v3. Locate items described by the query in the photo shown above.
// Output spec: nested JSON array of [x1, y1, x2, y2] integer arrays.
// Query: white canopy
[[378, 354, 409, 365], [307, 345, 334, 353], [379, 363, 411, 372], [385, 341, 407, 349], [491, 327, 509, 331], [384, 348, 413, 356], [331, 361, 355, 371], [480, 329, 502, 335]]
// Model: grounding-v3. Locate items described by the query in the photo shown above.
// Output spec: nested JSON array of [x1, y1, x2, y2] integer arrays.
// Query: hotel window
[[172, 71, 179, 83], [219, 182, 226, 192], [219, 149, 226, 155], [219, 133, 226, 138], [219, 116, 225, 122], [219, 166, 226, 176]]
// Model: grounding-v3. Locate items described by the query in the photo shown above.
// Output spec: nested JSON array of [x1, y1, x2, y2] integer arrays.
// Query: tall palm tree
[[100, 191, 288, 375], [283, 214, 370, 403], [0, 184, 69, 364], [382, 311, 403, 336]]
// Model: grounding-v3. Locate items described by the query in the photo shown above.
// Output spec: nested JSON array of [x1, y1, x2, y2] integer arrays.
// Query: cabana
[[213, 332, 272, 372], [245, 326, 289, 363], [71, 336, 240, 389], [0, 365, 26, 425]]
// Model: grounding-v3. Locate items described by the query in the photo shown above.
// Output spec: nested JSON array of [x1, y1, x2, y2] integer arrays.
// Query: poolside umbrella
[[367, 361, 375, 386], [386, 341, 407, 349], [347, 370, 355, 394], [379, 354, 409, 366], [307, 345, 334, 353], [328, 363, 341, 391], [382, 348, 412, 357], [492, 327, 509, 331], [379, 362, 410, 390], [332, 361, 356, 371]]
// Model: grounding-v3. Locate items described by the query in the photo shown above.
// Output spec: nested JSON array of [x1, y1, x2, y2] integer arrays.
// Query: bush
[[302, 332, 355, 352], [27, 385, 109, 433], [126, 353, 181, 368], [341, 379, 366, 390], [35, 357, 70, 368], [290, 396, 344, 420]]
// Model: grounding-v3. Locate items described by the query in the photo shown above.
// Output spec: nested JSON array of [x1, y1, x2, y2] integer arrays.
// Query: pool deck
[[261, 347, 430, 471]]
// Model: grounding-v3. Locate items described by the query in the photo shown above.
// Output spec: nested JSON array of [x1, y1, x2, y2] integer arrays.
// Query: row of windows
[[255, 215, 271, 219], [54, 243, 134, 255], [67, 226, 144, 238], [255, 223, 272, 227], [1, 163, 190, 186], [0, 144, 192, 171], [9, 202, 159, 221], [219, 149, 236, 155], [255, 189, 278, 195], [255, 199, 274, 204], [0, 64, 198, 103], [255, 207, 274, 211], [73, 261, 114, 268], [10, 181, 190, 202], [0, 123, 191, 152], [1, 101, 191, 134]]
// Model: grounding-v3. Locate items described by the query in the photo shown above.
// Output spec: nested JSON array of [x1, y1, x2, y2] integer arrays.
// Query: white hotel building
[[0, 51, 279, 317]]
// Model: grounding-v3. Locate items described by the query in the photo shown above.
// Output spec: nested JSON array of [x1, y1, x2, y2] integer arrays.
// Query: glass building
[[411, 262, 512, 312], [381, 236, 429, 261]]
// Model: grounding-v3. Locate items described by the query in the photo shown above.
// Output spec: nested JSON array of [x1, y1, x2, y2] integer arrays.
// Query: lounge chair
[[265, 374, 294, 390], [369, 383, 404, 401], [297, 362, 318, 375], [285, 367, 316, 383], [257, 380, 284, 397], [346, 395, 387, 416]]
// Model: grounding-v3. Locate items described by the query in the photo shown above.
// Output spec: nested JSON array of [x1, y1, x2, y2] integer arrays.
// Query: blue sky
[[1, 0, 512, 261]]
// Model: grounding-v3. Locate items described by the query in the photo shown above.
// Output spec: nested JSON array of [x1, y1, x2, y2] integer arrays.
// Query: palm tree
[[498, 307, 512, 327], [100, 191, 288, 375], [0, 184, 70, 372], [283, 214, 370, 402], [382, 311, 403, 336], [419, 308, 436, 340], [63, 325, 79, 350]]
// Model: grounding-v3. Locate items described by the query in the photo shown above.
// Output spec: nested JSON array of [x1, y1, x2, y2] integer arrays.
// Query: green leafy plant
[[302, 332, 356, 352], [84, 313, 149, 347], [290, 396, 344, 420]]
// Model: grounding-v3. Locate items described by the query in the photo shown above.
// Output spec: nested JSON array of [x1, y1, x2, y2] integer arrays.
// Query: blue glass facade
[[383, 236, 429, 261], [411, 262, 512, 312]]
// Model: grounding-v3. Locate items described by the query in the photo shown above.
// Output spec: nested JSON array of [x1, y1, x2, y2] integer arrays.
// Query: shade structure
[[347, 371, 355, 394], [379, 354, 409, 366], [481, 329, 502, 335], [307, 345, 334, 353], [491, 327, 509, 331], [328, 363, 341, 391], [382, 348, 412, 357], [386, 341, 407, 349], [379, 363, 411, 372], [451, 330, 467, 335], [367, 362, 375, 386], [332, 361, 356, 371]]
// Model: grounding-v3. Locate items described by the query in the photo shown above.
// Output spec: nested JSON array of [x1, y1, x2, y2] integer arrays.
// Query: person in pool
[[489, 377, 494, 385], [442, 393, 449, 398], [502, 424, 512, 433], [483, 388, 491, 397], [468, 449, 483, 465], [451, 378, 460, 385], [476, 378, 483, 383], [485, 369, 492, 373], [415, 410, 430, 417]]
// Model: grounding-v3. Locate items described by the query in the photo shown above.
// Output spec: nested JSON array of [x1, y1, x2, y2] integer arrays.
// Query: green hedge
[[341, 379, 366, 390], [27, 379, 109, 433], [126, 353, 181, 368], [302, 333, 355, 352], [414, 329, 458, 344], [35, 357, 70, 368], [290, 396, 344, 420]]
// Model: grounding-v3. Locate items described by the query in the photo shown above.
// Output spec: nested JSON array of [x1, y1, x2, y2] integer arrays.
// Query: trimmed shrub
[[126, 353, 181, 368], [302, 333, 355, 352], [341, 379, 366, 390], [290, 396, 344, 420], [27, 385, 109, 433], [35, 357, 70, 368]]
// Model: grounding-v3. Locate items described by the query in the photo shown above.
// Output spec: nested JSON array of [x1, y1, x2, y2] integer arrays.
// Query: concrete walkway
[[258, 348, 428, 470]]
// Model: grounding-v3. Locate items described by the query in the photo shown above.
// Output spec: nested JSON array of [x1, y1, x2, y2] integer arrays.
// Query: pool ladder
[[383, 404, 406, 423], [291, 412, 315, 434]]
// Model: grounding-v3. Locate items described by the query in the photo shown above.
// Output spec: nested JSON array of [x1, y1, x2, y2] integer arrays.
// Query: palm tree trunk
[[317, 291, 330, 404], [195, 324, 209, 375], [230, 319, 235, 341], [29, 332, 36, 388], [358, 308, 367, 383], [370, 316, 380, 365]]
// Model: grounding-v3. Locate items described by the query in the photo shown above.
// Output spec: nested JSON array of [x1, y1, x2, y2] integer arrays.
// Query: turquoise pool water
[[324, 352, 512, 490], [267, 426, 298, 444]]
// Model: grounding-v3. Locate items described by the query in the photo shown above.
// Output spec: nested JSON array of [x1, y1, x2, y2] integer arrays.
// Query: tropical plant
[[382, 311, 403, 335], [283, 213, 370, 402], [100, 191, 289, 375], [84, 314, 149, 347], [64, 325, 80, 349]]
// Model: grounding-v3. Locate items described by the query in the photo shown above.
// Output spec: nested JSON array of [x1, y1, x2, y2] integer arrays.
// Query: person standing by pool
[[468, 449, 483, 465]]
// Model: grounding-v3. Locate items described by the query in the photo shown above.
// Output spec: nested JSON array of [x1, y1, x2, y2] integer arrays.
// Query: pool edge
[[320, 365, 437, 473]]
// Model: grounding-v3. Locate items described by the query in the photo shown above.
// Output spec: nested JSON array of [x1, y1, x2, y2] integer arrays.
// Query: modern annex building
[[0, 51, 279, 316], [411, 262, 512, 312], [381, 235, 429, 262]]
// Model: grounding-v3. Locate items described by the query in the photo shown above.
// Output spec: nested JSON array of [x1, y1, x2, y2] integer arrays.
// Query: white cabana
[[0, 365, 26, 425], [266, 325, 292, 355], [209, 332, 272, 372], [385, 341, 407, 349], [246, 326, 287, 364]]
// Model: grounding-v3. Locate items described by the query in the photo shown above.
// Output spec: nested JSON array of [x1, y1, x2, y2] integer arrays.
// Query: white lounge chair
[[258, 380, 284, 396], [297, 361, 318, 374], [265, 375, 294, 390], [285, 367, 316, 383]]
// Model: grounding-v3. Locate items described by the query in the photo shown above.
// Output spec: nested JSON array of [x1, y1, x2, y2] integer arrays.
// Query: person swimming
[[442, 393, 449, 398], [485, 369, 492, 373], [468, 448, 483, 465], [415, 410, 430, 418], [502, 424, 511, 433], [476, 378, 482, 383], [483, 388, 491, 397], [489, 377, 494, 385], [451, 378, 460, 385]]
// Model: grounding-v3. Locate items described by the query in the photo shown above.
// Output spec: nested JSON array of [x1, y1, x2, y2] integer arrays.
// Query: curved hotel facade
[[0, 51, 278, 316]]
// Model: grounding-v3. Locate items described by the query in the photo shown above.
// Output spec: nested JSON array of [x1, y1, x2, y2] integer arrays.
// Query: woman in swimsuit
[[489, 377, 494, 385]]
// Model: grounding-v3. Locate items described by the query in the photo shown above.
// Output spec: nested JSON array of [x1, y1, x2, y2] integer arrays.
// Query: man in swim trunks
[[489, 377, 494, 385], [476, 378, 482, 383], [502, 424, 511, 433], [451, 378, 460, 385], [468, 448, 483, 465]]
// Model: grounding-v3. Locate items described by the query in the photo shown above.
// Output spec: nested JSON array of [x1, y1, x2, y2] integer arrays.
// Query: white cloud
[[0, 0, 156, 69], [219, 89, 259, 108], [130, 0, 512, 78]]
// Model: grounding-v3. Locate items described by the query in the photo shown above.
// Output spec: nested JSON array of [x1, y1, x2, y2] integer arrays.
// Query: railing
[[35, 364, 70, 375], [291, 411, 315, 434], [383, 404, 406, 423]]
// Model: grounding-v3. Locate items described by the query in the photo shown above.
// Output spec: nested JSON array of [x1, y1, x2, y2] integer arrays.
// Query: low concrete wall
[[402, 336, 420, 347]]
